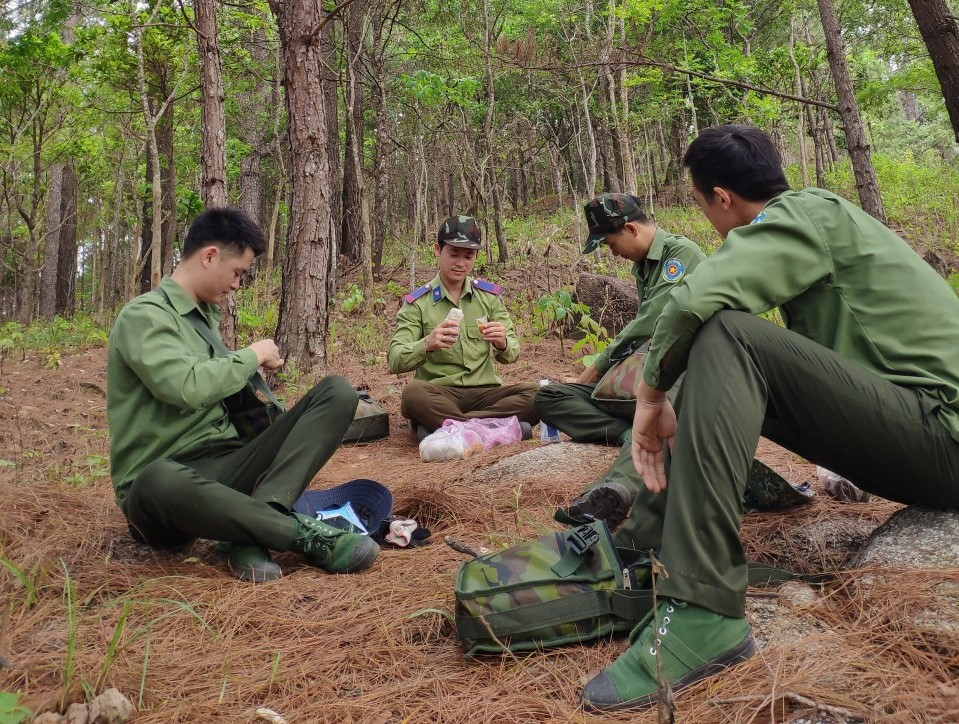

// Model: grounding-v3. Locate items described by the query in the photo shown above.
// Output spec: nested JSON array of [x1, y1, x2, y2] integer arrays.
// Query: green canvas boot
[[580, 598, 756, 711], [289, 513, 379, 573], [222, 544, 282, 583]]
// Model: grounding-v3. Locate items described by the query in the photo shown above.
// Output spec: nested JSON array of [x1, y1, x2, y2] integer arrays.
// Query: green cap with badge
[[582, 193, 647, 254]]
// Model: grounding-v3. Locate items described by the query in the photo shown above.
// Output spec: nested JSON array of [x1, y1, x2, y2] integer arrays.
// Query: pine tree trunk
[[38, 163, 65, 319], [907, 0, 959, 143], [817, 0, 886, 222], [271, 0, 336, 371], [54, 164, 78, 315]]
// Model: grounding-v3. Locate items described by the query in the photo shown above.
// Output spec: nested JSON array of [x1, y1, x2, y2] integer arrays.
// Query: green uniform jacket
[[107, 276, 258, 511], [643, 188, 959, 442], [387, 274, 519, 386], [592, 228, 706, 374]]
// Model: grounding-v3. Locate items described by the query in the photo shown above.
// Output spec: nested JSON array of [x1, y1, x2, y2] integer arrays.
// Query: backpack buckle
[[567, 524, 600, 555]]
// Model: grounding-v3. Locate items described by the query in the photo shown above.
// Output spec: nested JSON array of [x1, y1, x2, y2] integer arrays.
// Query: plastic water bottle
[[538, 379, 561, 443]]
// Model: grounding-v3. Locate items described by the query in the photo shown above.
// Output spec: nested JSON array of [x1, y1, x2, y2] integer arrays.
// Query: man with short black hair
[[108, 206, 379, 583], [387, 215, 539, 440], [579, 125, 959, 710]]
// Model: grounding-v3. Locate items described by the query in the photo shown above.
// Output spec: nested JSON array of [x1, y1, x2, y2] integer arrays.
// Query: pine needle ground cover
[[1, 262, 958, 722]]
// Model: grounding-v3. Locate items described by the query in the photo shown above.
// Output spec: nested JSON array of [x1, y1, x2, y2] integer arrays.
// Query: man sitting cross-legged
[[387, 215, 539, 441], [107, 206, 379, 583]]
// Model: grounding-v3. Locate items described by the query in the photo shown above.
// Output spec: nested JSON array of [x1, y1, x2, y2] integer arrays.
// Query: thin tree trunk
[[817, 0, 886, 222], [54, 164, 78, 315], [196, 0, 228, 206], [38, 163, 64, 319]]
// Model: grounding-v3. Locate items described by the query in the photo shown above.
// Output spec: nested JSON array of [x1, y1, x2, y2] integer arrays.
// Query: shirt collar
[[158, 276, 220, 322], [430, 273, 473, 303], [636, 227, 667, 280]]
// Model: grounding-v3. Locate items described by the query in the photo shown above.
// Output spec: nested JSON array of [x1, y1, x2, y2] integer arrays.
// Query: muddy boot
[[223, 544, 282, 583], [556, 482, 634, 529], [289, 513, 379, 573]]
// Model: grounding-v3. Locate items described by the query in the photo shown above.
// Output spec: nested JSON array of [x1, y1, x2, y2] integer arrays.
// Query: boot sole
[[581, 632, 758, 712], [228, 559, 283, 583], [567, 483, 633, 528]]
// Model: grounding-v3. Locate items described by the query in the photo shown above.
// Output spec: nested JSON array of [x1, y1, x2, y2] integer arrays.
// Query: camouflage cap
[[437, 215, 482, 249], [582, 193, 646, 254]]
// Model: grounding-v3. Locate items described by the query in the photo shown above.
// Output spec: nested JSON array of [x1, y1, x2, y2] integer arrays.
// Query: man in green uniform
[[108, 207, 379, 583], [387, 216, 539, 440], [535, 193, 705, 446], [581, 125, 959, 710]]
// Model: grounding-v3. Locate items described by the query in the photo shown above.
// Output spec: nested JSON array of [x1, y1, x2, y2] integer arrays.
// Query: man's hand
[[249, 339, 285, 370], [630, 381, 676, 493], [576, 364, 602, 384], [480, 320, 508, 350], [425, 319, 460, 352]]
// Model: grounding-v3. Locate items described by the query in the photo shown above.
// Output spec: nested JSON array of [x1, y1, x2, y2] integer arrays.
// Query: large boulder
[[574, 272, 637, 338], [847, 507, 959, 638]]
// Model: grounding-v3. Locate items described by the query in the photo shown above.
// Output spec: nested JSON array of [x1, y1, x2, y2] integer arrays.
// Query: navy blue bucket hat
[[293, 479, 394, 532]]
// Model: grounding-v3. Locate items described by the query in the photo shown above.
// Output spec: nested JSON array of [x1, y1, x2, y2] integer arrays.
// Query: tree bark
[[817, 0, 886, 222], [38, 163, 65, 319], [906, 0, 959, 143], [196, 0, 228, 207], [54, 164, 78, 315], [270, 0, 337, 371], [195, 0, 236, 345]]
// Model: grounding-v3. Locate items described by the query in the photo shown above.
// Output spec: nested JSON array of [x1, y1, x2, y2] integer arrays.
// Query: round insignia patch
[[662, 258, 686, 283]]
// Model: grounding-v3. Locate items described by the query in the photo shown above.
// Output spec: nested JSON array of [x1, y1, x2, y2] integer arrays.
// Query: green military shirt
[[107, 276, 259, 511], [593, 228, 706, 374], [643, 188, 959, 441], [387, 274, 519, 386]]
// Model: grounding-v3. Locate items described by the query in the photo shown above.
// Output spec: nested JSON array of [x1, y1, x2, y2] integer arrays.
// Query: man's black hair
[[682, 125, 790, 202], [182, 206, 266, 259]]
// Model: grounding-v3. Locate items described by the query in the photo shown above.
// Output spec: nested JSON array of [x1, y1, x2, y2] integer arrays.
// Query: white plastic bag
[[816, 466, 871, 503], [419, 425, 484, 462]]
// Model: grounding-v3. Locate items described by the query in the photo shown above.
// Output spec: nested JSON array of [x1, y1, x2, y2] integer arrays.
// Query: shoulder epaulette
[[403, 283, 431, 304], [471, 279, 502, 296]]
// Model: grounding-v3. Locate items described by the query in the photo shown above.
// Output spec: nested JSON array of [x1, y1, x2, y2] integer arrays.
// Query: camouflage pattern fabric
[[583, 193, 646, 253], [743, 459, 815, 511], [455, 521, 653, 655], [438, 215, 482, 248], [590, 350, 647, 419]]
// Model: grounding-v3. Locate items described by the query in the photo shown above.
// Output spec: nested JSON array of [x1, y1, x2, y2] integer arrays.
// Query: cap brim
[[582, 233, 605, 254], [442, 237, 481, 249], [292, 479, 394, 529]]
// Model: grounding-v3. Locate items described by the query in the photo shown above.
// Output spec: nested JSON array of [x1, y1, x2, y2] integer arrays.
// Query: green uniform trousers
[[617, 311, 959, 618], [400, 379, 540, 431], [125, 375, 358, 553], [534, 383, 631, 445]]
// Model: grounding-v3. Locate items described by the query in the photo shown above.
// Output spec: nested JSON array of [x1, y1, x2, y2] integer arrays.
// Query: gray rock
[[87, 689, 133, 724], [63, 703, 89, 724], [849, 507, 959, 569], [473, 442, 619, 485], [747, 514, 878, 573], [574, 272, 637, 337], [33, 714, 64, 724], [848, 507, 959, 638]]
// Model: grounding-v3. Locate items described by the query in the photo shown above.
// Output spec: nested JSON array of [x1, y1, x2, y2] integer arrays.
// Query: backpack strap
[[153, 287, 284, 412]]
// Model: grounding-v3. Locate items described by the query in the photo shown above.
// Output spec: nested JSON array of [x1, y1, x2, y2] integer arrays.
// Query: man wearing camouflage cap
[[388, 216, 539, 440], [535, 193, 705, 447]]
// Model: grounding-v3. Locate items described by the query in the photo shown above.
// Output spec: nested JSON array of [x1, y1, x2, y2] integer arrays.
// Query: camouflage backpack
[[454, 520, 654, 656]]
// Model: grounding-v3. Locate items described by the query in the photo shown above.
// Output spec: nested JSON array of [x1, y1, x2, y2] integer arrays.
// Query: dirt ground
[[0, 288, 956, 722]]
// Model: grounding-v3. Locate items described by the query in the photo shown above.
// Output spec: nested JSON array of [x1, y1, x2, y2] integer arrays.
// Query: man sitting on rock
[[579, 124, 959, 711], [387, 215, 539, 441], [107, 207, 379, 582], [535, 193, 705, 447]]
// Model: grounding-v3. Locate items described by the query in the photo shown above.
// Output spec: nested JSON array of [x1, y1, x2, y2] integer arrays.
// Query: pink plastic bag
[[440, 415, 523, 451]]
